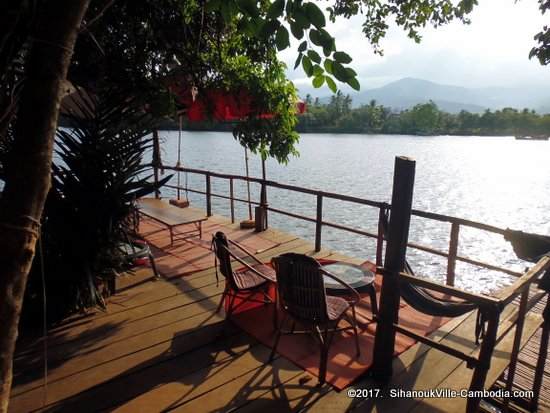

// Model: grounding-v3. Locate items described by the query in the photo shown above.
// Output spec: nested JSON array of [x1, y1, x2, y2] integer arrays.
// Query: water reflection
[[154, 132, 550, 294]]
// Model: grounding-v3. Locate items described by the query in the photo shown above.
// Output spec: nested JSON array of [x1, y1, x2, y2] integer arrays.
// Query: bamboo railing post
[[229, 178, 235, 223], [206, 173, 212, 217], [503, 287, 529, 413], [447, 222, 460, 286], [315, 194, 323, 252], [376, 206, 385, 268], [531, 273, 550, 411], [152, 129, 161, 199], [372, 156, 416, 381], [467, 306, 500, 413]]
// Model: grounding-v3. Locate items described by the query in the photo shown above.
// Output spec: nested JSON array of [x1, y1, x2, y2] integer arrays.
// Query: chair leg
[[316, 327, 328, 385], [216, 286, 229, 313], [224, 292, 236, 320], [351, 305, 361, 356], [269, 313, 287, 362]]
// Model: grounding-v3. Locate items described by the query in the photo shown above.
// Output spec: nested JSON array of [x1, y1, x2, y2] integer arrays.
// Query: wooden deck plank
[[412, 312, 542, 412], [155, 348, 304, 413], [10, 208, 550, 413], [9, 303, 228, 413], [40, 331, 253, 412], [13, 285, 225, 393]]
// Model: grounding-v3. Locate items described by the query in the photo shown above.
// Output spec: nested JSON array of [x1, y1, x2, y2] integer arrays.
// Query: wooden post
[[206, 173, 212, 217], [244, 148, 253, 220], [152, 129, 161, 199], [376, 206, 385, 268], [467, 306, 500, 413], [503, 287, 529, 413], [261, 158, 268, 229], [255, 158, 268, 232], [447, 222, 460, 286], [315, 194, 323, 252], [531, 284, 550, 411], [229, 178, 235, 224], [371, 156, 416, 381]]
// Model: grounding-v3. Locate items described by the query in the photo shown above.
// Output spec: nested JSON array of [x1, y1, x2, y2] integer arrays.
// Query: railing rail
[[153, 161, 550, 411], [160, 164, 520, 280]]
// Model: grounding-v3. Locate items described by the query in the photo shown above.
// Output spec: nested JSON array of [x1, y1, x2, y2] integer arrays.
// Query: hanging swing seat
[[137, 198, 207, 246], [240, 219, 256, 229], [169, 198, 190, 208]]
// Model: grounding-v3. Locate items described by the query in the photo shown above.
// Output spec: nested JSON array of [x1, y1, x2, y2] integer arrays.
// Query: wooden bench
[[137, 198, 208, 245]]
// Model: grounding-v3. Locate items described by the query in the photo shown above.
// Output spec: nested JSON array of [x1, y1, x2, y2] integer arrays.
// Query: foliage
[[22, 87, 170, 324], [297, 97, 550, 136], [530, 0, 550, 65], [328, 0, 477, 55]]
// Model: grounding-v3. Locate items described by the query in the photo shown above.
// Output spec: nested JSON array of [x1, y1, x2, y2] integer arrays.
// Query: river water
[[155, 131, 550, 294]]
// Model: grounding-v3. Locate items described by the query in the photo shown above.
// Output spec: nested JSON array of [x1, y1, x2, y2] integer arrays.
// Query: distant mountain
[[315, 78, 550, 114]]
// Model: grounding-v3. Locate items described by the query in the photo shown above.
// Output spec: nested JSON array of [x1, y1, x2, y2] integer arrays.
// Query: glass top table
[[322, 262, 375, 293], [322, 262, 378, 315]]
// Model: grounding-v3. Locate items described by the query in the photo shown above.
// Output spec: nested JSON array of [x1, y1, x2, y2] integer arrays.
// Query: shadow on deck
[[9, 212, 549, 412]]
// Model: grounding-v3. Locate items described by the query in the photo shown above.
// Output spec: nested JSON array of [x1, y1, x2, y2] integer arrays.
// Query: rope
[[0, 214, 41, 238], [29, 37, 73, 53], [38, 233, 48, 408], [176, 115, 182, 200]]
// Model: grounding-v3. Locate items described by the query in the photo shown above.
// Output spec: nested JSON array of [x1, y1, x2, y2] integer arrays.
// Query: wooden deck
[[9, 212, 549, 412]]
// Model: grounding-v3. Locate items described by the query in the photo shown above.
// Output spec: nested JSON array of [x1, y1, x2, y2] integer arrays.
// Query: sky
[[278, 0, 550, 95]]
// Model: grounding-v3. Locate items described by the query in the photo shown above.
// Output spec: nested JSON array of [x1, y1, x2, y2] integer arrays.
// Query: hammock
[[380, 210, 477, 319]]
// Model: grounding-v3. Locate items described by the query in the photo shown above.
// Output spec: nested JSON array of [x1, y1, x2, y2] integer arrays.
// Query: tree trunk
[[0, 1, 90, 412]]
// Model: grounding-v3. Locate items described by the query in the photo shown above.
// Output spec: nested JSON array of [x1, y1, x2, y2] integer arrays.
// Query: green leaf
[[237, 0, 258, 17], [290, 21, 304, 39], [325, 76, 337, 93], [293, 8, 310, 30], [259, 19, 280, 38], [267, 0, 285, 19], [302, 55, 313, 76], [323, 46, 332, 57], [205, 0, 221, 13], [345, 67, 357, 77], [312, 76, 325, 88], [323, 58, 333, 74], [307, 50, 321, 63], [333, 51, 352, 64], [220, 1, 238, 23], [298, 41, 307, 52], [312, 64, 323, 76], [294, 53, 303, 69], [275, 26, 290, 51], [332, 61, 349, 82], [309, 29, 322, 46], [347, 77, 360, 91], [304, 2, 326, 28]]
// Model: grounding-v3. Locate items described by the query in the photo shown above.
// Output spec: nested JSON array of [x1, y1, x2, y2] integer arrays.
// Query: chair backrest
[[272, 253, 328, 323], [212, 231, 235, 287]]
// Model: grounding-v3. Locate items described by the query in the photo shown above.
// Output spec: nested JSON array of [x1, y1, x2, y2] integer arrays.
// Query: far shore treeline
[[155, 92, 550, 137]]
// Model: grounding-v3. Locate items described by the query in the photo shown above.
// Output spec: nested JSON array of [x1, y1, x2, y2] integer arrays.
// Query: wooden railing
[[153, 161, 550, 412], [159, 164, 522, 283]]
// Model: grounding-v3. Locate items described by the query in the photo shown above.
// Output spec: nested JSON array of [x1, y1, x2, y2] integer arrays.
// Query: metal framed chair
[[269, 253, 361, 385], [211, 231, 276, 320]]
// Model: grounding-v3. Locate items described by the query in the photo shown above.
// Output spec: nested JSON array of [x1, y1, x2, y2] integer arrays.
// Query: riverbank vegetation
[[298, 94, 550, 136], [164, 93, 550, 137]]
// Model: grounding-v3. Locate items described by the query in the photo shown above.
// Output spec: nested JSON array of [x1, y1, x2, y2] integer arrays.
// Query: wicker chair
[[211, 231, 276, 320], [269, 253, 361, 384]]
